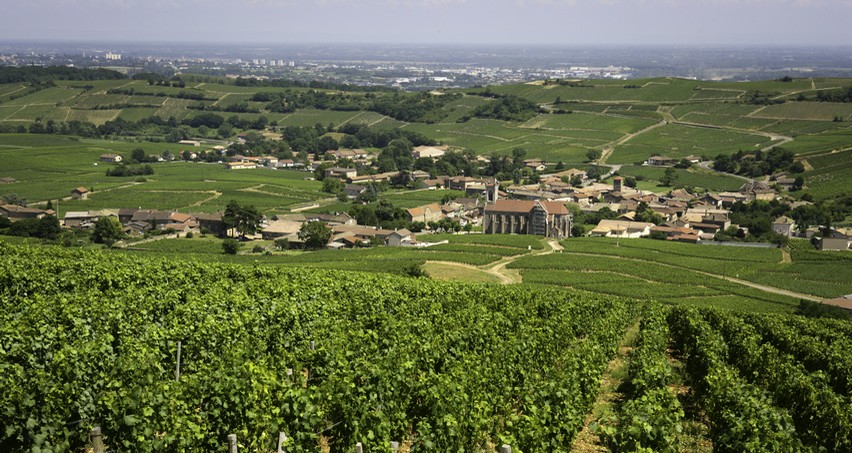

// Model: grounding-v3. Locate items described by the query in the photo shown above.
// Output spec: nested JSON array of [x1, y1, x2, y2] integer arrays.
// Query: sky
[[3, 0, 852, 46]]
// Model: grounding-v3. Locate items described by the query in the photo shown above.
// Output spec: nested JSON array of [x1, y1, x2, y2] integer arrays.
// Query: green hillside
[[1, 74, 850, 203], [2, 243, 850, 452]]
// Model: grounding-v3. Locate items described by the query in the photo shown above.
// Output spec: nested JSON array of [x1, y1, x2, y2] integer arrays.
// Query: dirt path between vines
[[481, 238, 563, 284], [424, 238, 564, 285], [571, 321, 641, 452]]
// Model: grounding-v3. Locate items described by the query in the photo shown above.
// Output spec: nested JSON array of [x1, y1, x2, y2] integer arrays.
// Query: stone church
[[482, 182, 572, 238]]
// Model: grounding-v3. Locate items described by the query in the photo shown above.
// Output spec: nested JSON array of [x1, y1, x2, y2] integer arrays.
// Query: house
[[701, 213, 731, 231], [276, 159, 299, 168], [325, 167, 358, 180], [260, 220, 303, 240], [448, 176, 485, 191], [0, 204, 47, 221], [100, 153, 122, 163], [775, 177, 797, 191], [349, 171, 399, 184], [739, 181, 775, 201], [178, 140, 201, 147], [386, 229, 414, 246], [332, 225, 394, 242], [125, 220, 153, 236], [71, 187, 89, 200], [772, 216, 796, 237], [650, 225, 700, 239], [523, 159, 546, 172], [225, 162, 256, 170], [589, 219, 654, 238], [0, 177, 16, 184], [646, 155, 675, 166], [327, 148, 369, 160], [669, 188, 697, 202], [63, 211, 97, 228], [417, 178, 445, 190], [818, 237, 849, 251], [483, 190, 571, 238], [412, 145, 448, 159], [344, 184, 367, 199], [193, 212, 227, 236], [118, 208, 139, 224], [406, 203, 444, 223], [409, 170, 431, 180]]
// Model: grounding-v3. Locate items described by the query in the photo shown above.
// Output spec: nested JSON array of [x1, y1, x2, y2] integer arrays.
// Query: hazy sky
[[4, 0, 851, 46]]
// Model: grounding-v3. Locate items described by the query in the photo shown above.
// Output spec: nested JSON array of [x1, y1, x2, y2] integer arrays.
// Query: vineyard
[[0, 243, 634, 452], [2, 242, 850, 452]]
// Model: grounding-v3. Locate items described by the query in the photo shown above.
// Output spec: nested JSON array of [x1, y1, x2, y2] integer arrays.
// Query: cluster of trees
[[232, 76, 393, 93], [107, 87, 214, 101], [105, 164, 154, 177], [0, 215, 60, 240], [744, 90, 785, 105], [466, 95, 543, 122], [713, 147, 801, 177], [348, 199, 408, 229], [256, 90, 462, 123], [5, 112, 244, 142], [0, 66, 125, 84], [717, 198, 847, 244], [797, 86, 852, 103]]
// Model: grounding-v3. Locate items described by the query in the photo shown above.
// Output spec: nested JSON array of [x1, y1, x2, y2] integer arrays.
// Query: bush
[[185, 232, 194, 239], [222, 238, 240, 255]]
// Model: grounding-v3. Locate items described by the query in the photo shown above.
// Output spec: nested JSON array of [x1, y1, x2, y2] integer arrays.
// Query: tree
[[585, 150, 602, 162], [792, 176, 804, 191], [131, 148, 147, 163], [274, 238, 289, 250], [222, 238, 240, 255], [91, 216, 123, 247], [222, 201, 263, 237], [299, 221, 332, 249], [660, 167, 678, 187], [2, 193, 27, 206], [36, 215, 61, 240], [322, 178, 345, 194]]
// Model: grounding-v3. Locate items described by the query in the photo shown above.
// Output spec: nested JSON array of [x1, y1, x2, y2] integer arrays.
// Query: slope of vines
[[0, 243, 635, 452]]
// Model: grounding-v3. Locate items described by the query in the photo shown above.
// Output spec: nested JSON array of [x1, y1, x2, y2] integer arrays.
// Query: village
[[2, 142, 849, 252]]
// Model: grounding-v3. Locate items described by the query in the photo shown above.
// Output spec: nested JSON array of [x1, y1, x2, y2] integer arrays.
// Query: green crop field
[[0, 134, 327, 214], [749, 102, 852, 121], [802, 148, 852, 200], [610, 123, 776, 164], [3, 243, 850, 452]]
